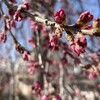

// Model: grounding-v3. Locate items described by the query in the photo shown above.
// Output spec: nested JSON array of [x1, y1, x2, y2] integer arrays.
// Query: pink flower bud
[[75, 45, 82, 52], [70, 43, 75, 50], [70, 44, 80, 56], [79, 11, 93, 23], [55, 16, 62, 24], [70, 36, 87, 56], [59, 10, 65, 20], [6, 19, 11, 30], [31, 82, 42, 95], [23, 1, 31, 10], [13, 11, 24, 21], [54, 11, 59, 17], [22, 51, 30, 61], [80, 37, 87, 47], [54, 9, 66, 24]]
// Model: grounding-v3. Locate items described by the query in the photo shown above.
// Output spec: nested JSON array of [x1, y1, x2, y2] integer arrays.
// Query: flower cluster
[[31, 81, 62, 100], [76, 11, 93, 27], [22, 1, 31, 10], [70, 36, 87, 56], [54, 9, 66, 24], [22, 50, 30, 61], [13, 1, 31, 21], [27, 58, 40, 74], [13, 11, 23, 21], [15, 43, 30, 61], [49, 28, 62, 51], [49, 35, 59, 51], [31, 82, 42, 96]]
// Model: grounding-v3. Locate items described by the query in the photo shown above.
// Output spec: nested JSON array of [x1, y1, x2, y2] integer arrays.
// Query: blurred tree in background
[[0, 0, 100, 100]]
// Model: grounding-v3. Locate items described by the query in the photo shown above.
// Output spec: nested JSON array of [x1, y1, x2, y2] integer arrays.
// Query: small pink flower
[[49, 35, 60, 51], [54, 11, 59, 17]]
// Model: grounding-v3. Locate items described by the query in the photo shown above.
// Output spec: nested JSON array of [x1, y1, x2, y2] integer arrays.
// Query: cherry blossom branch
[[0, 5, 30, 60], [3, 0, 100, 37]]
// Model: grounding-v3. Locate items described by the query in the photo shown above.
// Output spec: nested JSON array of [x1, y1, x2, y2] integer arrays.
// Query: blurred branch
[[59, 64, 65, 99]]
